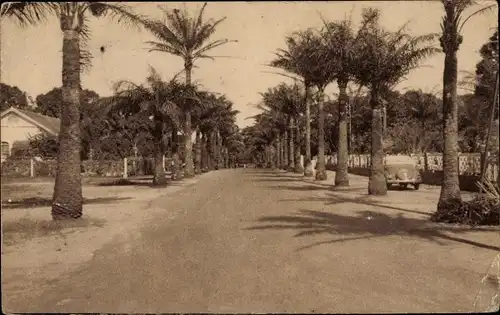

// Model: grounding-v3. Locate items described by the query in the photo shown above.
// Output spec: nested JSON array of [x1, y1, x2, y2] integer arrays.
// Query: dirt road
[[2, 169, 499, 313]]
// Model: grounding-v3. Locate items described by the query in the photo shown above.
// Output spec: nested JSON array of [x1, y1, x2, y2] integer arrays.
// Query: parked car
[[384, 155, 422, 190]]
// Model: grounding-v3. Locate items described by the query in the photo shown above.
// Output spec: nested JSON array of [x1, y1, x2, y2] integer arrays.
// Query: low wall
[[0, 157, 180, 178], [341, 166, 488, 192]]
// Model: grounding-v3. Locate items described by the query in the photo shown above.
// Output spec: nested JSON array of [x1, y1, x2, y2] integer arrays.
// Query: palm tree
[[270, 29, 326, 177], [353, 8, 438, 195], [319, 15, 376, 187], [258, 85, 301, 171], [103, 67, 183, 185], [196, 93, 238, 171], [2, 2, 146, 220], [143, 3, 236, 178], [280, 30, 336, 180], [437, 0, 496, 208]]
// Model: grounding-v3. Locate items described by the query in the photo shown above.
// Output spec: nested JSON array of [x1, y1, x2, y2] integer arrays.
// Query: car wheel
[[414, 184, 420, 190], [386, 182, 391, 189], [400, 183, 408, 190]]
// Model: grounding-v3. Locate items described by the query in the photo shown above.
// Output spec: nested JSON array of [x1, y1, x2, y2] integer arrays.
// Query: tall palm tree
[[279, 30, 336, 180], [103, 67, 183, 185], [143, 3, 236, 178], [270, 29, 325, 177], [320, 15, 376, 187], [353, 8, 438, 195], [2, 2, 146, 220], [437, 0, 496, 208]]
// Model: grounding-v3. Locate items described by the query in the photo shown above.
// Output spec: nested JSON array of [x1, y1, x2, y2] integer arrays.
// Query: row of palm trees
[[2, 2, 236, 220], [248, 1, 496, 212], [100, 67, 241, 185]]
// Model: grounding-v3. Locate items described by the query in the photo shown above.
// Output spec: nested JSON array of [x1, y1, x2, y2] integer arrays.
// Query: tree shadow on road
[[265, 184, 329, 191], [279, 193, 433, 217], [96, 177, 185, 188], [245, 208, 500, 252], [2, 196, 133, 209]]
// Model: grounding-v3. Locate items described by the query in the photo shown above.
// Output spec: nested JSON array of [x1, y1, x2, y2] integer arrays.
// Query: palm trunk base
[[304, 162, 314, 177], [52, 202, 83, 220], [368, 174, 387, 195], [294, 164, 304, 174], [315, 169, 327, 181], [184, 161, 195, 178], [153, 175, 167, 186], [334, 173, 350, 187], [171, 153, 182, 181], [287, 163, 295, 172]]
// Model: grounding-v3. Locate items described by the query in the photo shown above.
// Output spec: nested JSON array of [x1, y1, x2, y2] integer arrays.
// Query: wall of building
[[1, 112, 43, 157]]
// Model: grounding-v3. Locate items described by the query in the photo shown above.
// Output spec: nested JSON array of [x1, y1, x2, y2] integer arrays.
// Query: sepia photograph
[[1, 0, 499, 313]]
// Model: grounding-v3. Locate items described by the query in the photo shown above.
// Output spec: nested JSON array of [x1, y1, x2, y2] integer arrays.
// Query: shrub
[[432, 180, 500, 226]]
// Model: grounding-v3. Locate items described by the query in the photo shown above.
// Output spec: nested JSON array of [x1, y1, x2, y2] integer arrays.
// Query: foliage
[[143, 3, 236, 71], [353, 8, 439, 91], [35, 87, 100, 118], [432, 195, 499, 226], [475, 29, 498, 101], [28, 133, 59, 158], [0, 83, 29, 112]]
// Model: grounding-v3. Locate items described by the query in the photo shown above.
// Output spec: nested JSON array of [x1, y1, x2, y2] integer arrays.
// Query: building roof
[[1, 107, 60, 136]]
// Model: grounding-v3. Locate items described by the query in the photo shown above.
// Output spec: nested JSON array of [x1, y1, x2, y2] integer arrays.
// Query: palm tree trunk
[[52, 26, 83, 220], [288, 117, 295, 172], [283, 130, 289, 170], [209, 130, 216, 170], [152, 120, 167, 185], [280, 132, 286, 169], [368, 88, 387, 195], [438, 5, 462, 206], [201, 133, 208, 172], [184, 61, 195, 178], [335, 80, 350, 186], [276, 134, 281, 170], [304, 83, 314, 177], [217, 131, 223, 169], [225, 147, 229, 169], [294, 117, 303, 173], [195, 129, 202, 174], [315, 89, 327, 180], [184, 109, 195, 177], [171, 128, 181, 180]]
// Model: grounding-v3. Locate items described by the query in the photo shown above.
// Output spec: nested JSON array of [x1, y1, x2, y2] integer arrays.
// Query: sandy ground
[[1, 169, 499, 313], [1, 174, 204, 305]]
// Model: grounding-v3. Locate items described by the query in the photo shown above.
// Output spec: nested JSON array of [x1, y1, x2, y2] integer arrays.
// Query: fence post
[[123, 157, 128, 179], [30, 158, 34, 178], [162, 154, 166, 172]]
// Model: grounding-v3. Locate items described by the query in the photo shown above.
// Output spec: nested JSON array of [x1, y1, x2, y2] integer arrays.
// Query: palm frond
[[88, 2, 147, 30], [459, 3, 496, 32], [145, 41, 184, 56], [0, 2, 52, 26], [143, 19, 184, 52], [192, 38, 237, 60]]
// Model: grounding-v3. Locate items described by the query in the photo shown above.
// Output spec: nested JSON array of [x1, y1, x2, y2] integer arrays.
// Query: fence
[[0, 156, 176, 178], [322, 152, 498, 192]]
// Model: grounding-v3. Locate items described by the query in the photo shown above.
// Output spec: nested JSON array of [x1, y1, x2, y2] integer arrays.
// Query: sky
[[0, 1, 498, 128]]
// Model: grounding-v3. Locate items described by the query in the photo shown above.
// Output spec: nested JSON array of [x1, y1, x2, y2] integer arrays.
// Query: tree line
[[1, 2, 242, 220], [241, 2, 498, 216]]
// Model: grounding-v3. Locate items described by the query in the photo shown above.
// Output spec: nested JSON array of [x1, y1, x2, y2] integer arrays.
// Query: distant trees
[[35, 87, 99, 119], [0, 83, 29, 112]]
